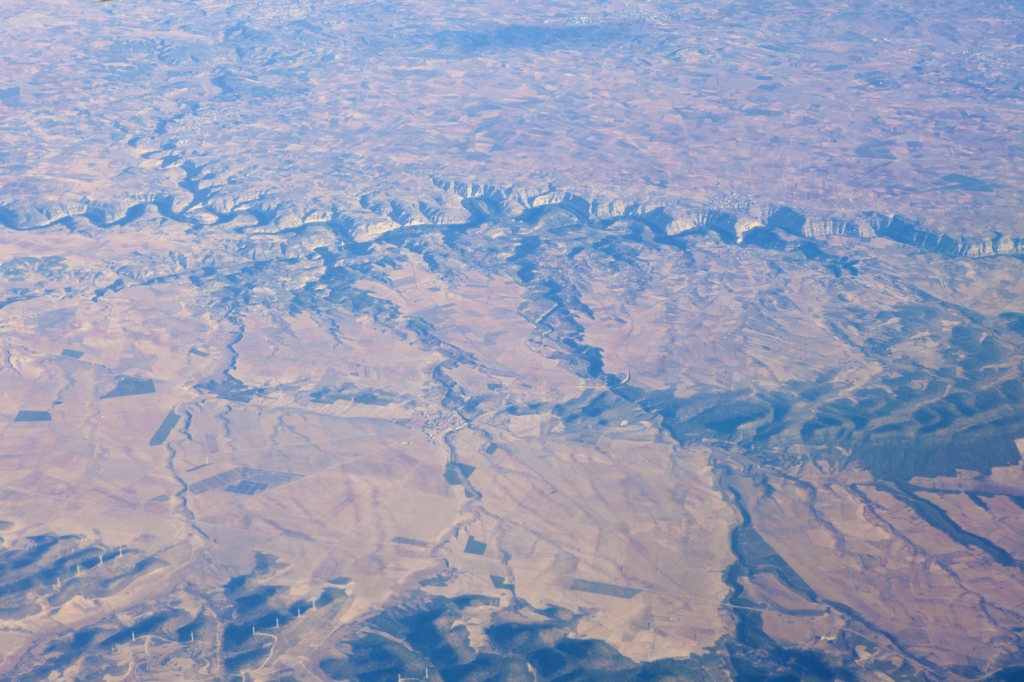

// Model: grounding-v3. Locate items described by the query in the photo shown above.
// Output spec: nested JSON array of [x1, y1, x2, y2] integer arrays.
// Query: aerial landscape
[[1, 0, 1024, 680]]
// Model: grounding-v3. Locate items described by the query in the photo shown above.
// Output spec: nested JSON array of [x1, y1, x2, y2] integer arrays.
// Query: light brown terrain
[[1, 0, 1023, 245], [2, 0, 1024, 680], [0, 213, 738, 677], [0, 192, 1023, 678]]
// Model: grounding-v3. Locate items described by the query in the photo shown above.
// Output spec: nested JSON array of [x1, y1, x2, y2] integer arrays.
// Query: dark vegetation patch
[[563, 338, 604, 377], [507, 402, 542, 417], [22, 629, 105, 680], [731, 524, 817, 603], [626, 389, 773, 444], [92, 277, 125, 301], [554, 389, 649, 434], [878, 483, 1016, 567], [14, 410, 51, 422], [986, 666, 1024, 681], [490, 619, 731, 680], [967, 492, 989, 510], [912, 404, 956, 433], [0, 538, 178, 678], [854, 141, 896, 159], [392, 537, 429, 548], [444, 462, 475, 485], [320, 632, 434, 682], [496, 215, 1024, 513], [722, 477, 859, 681], [490, 575, 513, 590], [766, 207, 807, 236], [699, 400, 771, 435], [419, 252, 440, 271], [508, 235, 541, 283], [322, 271, 398, 321], [310, 383, 397, 406], [741, 227, 787, 251], [999, 312, 1024, 336], [60, 349, 84, 359], [325, 596, 730, 681], [225, 480, 268, 495], [948, 323, 999, 357], [569, 579, 639, 599], [191, 468, 299, 495], [852, 426, 1021, 483], [101, 376, 155, 399], [939, 173, 993, 192], [148, 409, 180, 446], [218, 554, 347, 673], [419, 570, 455, 587], [225, 646, 272, 673], [464, 536, 487, 555], [800, 414, 845, 443], [1, 255, 67, 280], [875, 215, 963, 255], [706, 212, 738, 243], [194, 375, 258, 403], [101, 610, 185, 647], [0, 536, 148, 614], [176, 611, 210, 643], [374, 197, 1024, 679], [752, 396, 791, 442], [797, 242, 859, 277]]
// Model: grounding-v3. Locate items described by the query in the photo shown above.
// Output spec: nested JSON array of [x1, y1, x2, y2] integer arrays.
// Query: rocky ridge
[[4, 179, 1024, 261]]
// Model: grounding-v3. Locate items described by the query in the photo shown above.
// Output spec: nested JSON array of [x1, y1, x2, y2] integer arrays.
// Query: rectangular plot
[[570, 579, 640, 599], [464, 536, 487, 555], [444, 461, 476, 485], [190, 469, 245, 494], [490, 575, 513, 590], [245, 470, 299, 486], [102, 377, 156, 399], [225, 481, 269, 495], [149, 409, 180, 446], [14, 410, 51, 422], [190, 467, 299, 494], [392, 536, 429, 547]]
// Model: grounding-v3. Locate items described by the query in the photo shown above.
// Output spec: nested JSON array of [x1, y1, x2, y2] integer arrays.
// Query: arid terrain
[[2, 0, 1024, 680]]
